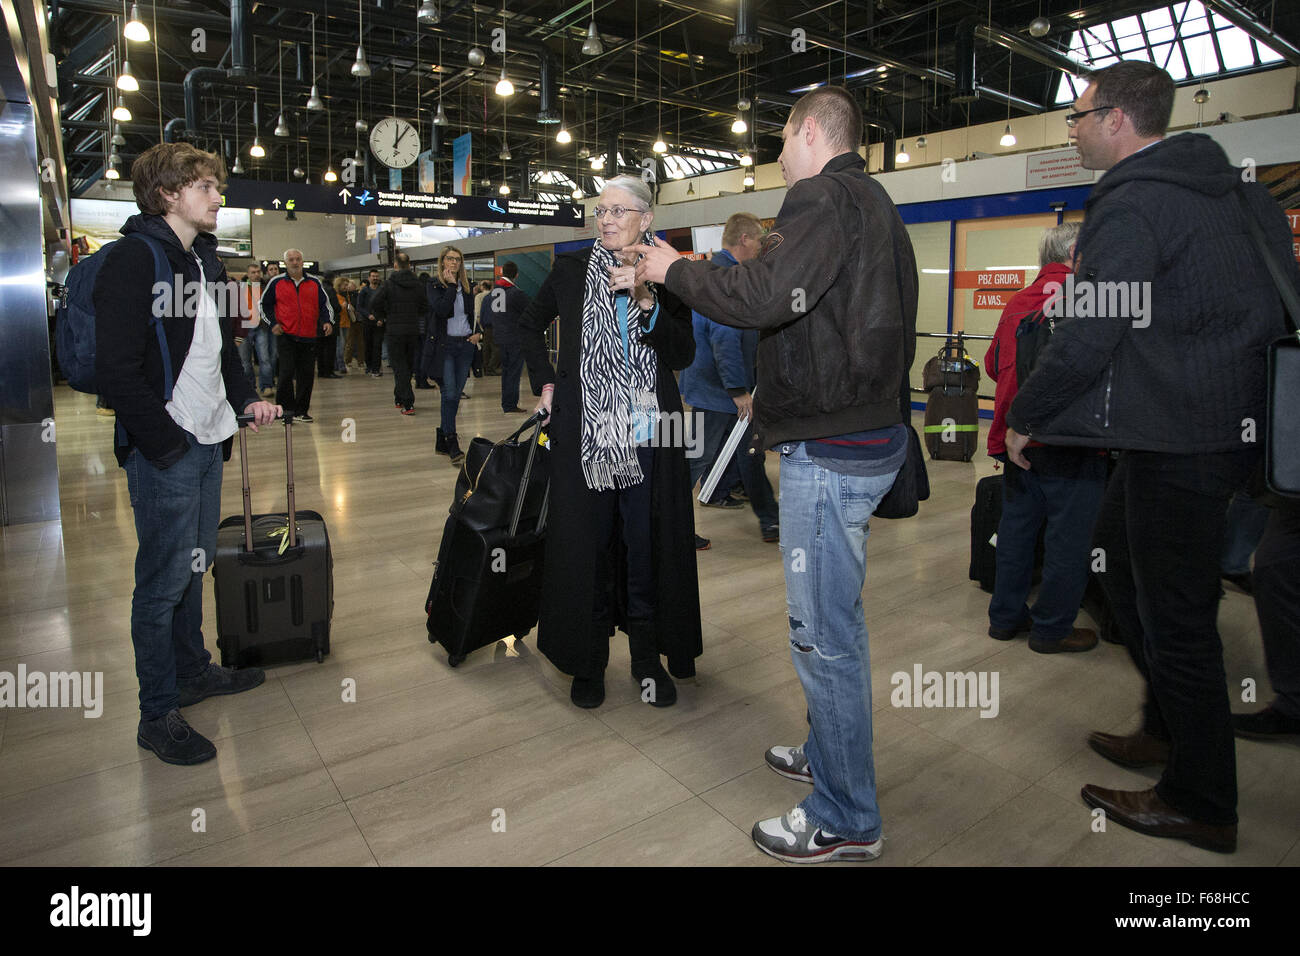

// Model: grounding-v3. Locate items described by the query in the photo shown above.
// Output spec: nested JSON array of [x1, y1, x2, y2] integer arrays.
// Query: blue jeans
[[988, 467, 1105, 640], [125, 434, 221, 720], [440, 339, 476, 435], [1220, 490, 1270, 575], [778, 442, 898, 841], [238, 325, 276, 391]]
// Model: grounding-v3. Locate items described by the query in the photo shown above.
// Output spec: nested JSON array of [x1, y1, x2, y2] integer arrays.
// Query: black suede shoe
[[435, 427, 449, 455], [1232, 706, 1300, 741], [988, 618, 1032, 641], [570, 676, 605, 709], [137, 709, 216, 765], [447, 433, 465, 465], [176, 663, 266, 708]]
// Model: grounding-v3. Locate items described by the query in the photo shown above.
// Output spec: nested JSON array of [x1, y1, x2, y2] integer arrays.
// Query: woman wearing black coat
[[517, 175, 703, 708]]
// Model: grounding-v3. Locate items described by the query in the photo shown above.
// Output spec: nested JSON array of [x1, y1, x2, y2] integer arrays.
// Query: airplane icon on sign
[[488, 200, 505, 214], [356, 190, 373, 206]]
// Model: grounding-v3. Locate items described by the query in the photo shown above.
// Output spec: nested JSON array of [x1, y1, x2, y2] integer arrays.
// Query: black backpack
[[1014, 308, 1053, 389]]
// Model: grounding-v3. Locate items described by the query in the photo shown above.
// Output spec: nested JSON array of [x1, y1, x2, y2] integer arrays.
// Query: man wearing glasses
[[1004, 61, 1297, 853]]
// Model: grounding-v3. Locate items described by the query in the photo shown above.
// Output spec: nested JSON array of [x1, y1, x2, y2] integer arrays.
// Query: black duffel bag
[[875, 379, 931, 520], [451, 414, 551, 533]]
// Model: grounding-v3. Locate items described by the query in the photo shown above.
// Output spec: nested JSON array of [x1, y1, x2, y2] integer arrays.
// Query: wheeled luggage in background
[[214, 416, 333, 668], [923, 339, 981, 462], [426, 414, 550, 667]]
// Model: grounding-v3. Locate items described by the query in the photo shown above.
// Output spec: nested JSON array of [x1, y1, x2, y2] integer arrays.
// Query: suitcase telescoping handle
[[235, 412, 296, 553], [507, 412, 548, 538]]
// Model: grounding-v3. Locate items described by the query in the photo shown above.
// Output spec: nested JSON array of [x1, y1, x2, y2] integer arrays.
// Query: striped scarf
[[579, 243, 659, 491]]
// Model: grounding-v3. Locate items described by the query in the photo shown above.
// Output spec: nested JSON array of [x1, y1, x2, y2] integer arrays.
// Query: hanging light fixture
[[895, 141, 910, 163], [652, 137, 667, 154], [355, 117, 368, 132], [123, 3, 150, 43], [582, 0, 603, 58], [274, 42, 290, 136], [496, 66, 514, 97], [731, 58, 747, 134], [231, 156, 245, 174], [253, 208, 264, 215], [105, 164, 120, 180], [112, 96, 132, 122], [306, 15, 324, 109], [570, 185, 582, 200], [498, 182, 510, 195], [293, 166, 306, 178], [739, 152, 753, 166], [577, 146, 589, 160], [1000, 59, 1016, 148], [111, 124, 126, 146], [352, 0, 371, 76], [433, 102, 448, 126], [731, 115, 747, 135], [417, 0, 439, 23], [117, 60, 139, 92], [249, 93, 265, 157], [499, 142, 512, 161], [556, 126, 571, 144], [742, 172, 754, 188], [324, 166, 338, 182]]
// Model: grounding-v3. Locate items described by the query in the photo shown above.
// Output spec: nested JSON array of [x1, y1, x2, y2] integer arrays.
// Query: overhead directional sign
[[223, 179, 584, 226]]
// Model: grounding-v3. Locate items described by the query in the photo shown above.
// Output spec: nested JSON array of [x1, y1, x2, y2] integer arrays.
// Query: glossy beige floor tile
[[156, 804, 377, 867], [0, 721, 340, 866], [347, 720, 693, 866], [548, 796, 780, 867], [0, 384, 1286, 866]]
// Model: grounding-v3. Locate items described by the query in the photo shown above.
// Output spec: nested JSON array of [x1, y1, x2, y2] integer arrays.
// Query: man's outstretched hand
[[243, 400, 283, 432], [627, 235, 680, 287]]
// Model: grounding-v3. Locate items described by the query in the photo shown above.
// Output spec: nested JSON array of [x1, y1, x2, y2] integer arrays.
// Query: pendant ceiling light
[[590, 153, 602, 170], [111, 124, 126, 146], [417, 0, 440, 23], [433, 36, 449, 126], [105, 163, 120, 180], [249, 93, 265, 157], [324, 166, 338, 182], [306, 15, 324, 109], [731, 115, 747, 135], [352, 0, 371, 76], [999, 124, 1016, 147], [112, 96, 131, 122], [895, 142, 910, 164], [231, 156, 245, 174], [274, 42, 290, 135], [495, 68, 514, 97], [582, 0, 603, 58], [499, 142, 512, 160], [498, 182, 510, 195], [356, 117, 368, 132], [117, 59, 139, 92], [742, 172, 754, 188], [652, 137, 667, 153], [123, 2, 150, 43], [556, 126, 571, 144], [571, 185, 582, 199], [433, 102, 448, 126], [293, 166, 306, 178], [739, 152, 753, 166]]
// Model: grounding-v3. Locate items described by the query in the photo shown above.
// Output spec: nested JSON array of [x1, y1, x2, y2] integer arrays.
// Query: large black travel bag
[[426, 415, 550, 667], [214, 417, 333, 668], [969, 471, 1047, 593], [923, 339, 981, 462]]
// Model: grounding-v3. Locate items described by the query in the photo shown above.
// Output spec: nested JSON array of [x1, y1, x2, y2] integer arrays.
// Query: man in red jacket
[[260, 248, 334, 423], [984, 220, 1104, 653]]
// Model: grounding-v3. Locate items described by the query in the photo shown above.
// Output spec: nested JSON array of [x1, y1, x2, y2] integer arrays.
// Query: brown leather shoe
[[1080, 785, 1236, 853], [1087, 729, 1170, 769], [1029, 626, 1098, 654]]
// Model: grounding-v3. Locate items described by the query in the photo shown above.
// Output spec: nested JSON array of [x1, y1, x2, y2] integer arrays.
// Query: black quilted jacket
[[1007, 133, 1299, 453]]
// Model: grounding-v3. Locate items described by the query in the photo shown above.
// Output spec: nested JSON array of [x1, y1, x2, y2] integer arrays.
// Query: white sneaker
[[751, 807, 883, 863]]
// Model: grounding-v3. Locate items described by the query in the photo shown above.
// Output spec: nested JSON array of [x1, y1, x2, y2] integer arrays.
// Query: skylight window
[[1053, 1, 1286, 104]]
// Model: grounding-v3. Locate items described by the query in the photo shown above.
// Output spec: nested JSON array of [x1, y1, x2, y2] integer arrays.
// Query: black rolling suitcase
[[426, 415, 550, 667], [923, 340, 981, 462], [214, 416, 333, 667], [970, 474, 1003, 591]]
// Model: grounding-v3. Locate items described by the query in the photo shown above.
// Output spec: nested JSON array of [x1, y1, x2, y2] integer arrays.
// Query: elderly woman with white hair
[[516, 174, 703, 709]]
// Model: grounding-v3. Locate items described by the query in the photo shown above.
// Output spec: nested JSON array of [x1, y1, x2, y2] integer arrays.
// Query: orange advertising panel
[[953, 270, 1025, 290]]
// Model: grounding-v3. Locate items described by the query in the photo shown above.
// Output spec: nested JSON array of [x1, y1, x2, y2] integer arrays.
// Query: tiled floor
[[0, 375, 1295, 867]]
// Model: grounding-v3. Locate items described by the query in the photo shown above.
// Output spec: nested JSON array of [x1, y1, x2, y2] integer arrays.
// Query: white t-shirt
[[165, 253, 238, 445]]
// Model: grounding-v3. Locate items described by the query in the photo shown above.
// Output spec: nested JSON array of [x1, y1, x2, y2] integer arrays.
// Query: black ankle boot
[[628, 619, 676, 707], [435, 427, 448, 455], [447, 432, 465, 465], [570, 635, 608, 708]]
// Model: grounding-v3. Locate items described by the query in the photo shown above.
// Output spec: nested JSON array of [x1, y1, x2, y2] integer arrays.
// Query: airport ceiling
[[51, 0, 1300, 200]]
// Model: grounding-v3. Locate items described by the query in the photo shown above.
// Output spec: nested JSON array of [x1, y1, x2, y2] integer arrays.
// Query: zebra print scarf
[[579, 243, 659, 491]]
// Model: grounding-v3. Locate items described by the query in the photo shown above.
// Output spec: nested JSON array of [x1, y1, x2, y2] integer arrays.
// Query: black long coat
[[517, 248, 703, 678]]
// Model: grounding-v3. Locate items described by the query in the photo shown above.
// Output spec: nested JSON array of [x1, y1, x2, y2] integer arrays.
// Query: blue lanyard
[[616, 294, 659, 366]]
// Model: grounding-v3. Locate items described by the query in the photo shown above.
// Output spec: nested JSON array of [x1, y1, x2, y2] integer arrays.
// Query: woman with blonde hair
[[331, 276, 358, 374], [517, 174, 702, 708], [427, 245, 481, 463]]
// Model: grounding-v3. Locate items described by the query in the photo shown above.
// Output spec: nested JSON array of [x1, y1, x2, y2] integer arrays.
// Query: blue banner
[[453, 132, 472, 195]]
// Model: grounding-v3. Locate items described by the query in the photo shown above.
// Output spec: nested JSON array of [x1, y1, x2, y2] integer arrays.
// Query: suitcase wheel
[[448, 653, 466, 668]]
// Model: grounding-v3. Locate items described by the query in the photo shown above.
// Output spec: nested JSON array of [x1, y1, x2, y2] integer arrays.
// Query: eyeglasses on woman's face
[[593, 205, 648, 221]]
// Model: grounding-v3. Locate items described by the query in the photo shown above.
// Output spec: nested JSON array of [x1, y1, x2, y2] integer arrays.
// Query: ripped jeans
[[778, 442, 898, 841]]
